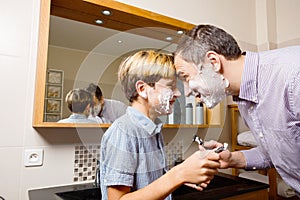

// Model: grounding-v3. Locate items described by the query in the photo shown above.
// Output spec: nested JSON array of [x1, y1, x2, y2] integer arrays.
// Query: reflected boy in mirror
[[58, 88, 96, 123], [100, 50, 221, 200]]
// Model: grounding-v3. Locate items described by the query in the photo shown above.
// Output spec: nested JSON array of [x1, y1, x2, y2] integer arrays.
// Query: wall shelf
[[163, 124, 209, 128]]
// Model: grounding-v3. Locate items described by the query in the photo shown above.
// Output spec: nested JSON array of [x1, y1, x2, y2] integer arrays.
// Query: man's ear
[[136, 80, 147, 99], [206, 51, 221, 72]]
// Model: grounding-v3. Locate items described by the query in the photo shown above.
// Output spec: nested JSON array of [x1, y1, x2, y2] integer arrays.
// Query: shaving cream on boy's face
[[147, 85, 175, 115], [189, 63, 227, 109], [155, 88, 174, 114]]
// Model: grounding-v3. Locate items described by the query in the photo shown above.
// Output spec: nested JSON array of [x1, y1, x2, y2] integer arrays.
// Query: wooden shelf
[[227, 104, 238, 108], [34, 123, 209, 129], [163, 124, 209, 128], [233, 145, 252, 151]]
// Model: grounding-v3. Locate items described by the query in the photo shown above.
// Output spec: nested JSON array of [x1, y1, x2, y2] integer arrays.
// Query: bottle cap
[[186, 103, 193, 108], [196, 102, 203, 107]]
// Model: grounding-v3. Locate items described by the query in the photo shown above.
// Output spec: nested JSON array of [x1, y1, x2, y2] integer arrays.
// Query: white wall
[[0, 1, 77, 199], [117, 0, 258, 49], [0, 0, 40, 199], [0, 0, 299, 199], [275, 0, 300, 47]]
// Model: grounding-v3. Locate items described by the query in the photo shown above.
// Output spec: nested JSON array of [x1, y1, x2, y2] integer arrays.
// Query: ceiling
[[48, 15, 178, 56]]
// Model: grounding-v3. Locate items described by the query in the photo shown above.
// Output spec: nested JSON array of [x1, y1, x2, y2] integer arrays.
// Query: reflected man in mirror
[[85, 83, 128, 123]]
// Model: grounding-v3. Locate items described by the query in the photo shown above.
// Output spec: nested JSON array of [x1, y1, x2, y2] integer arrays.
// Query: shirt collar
[[234, 51, 259, 103], [70, 113, 87, 119], [127, 107, 163, 135]]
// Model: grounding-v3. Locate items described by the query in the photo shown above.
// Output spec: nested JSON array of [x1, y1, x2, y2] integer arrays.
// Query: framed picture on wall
[[47, 69, 63, 84], [46, 85, 62, 99], [45, 114, 61, 122], [45, 99, 61, 113]]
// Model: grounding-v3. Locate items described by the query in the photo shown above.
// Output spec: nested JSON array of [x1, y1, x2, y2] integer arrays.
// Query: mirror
[[33, 0, 195, 128]]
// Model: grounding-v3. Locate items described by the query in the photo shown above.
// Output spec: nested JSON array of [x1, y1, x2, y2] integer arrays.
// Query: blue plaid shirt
[[234, 46, 300, 195], [100, 106, 171, 200]]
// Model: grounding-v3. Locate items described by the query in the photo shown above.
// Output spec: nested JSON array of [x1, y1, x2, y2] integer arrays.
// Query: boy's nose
[[173, 88, 181, 97]]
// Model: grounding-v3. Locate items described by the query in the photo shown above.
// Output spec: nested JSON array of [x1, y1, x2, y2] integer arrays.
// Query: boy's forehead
[[158, 77, 176, 83]]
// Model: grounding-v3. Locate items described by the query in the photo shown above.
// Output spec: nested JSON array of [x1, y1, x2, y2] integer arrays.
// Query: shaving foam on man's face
[[189, 63, 227, 108]]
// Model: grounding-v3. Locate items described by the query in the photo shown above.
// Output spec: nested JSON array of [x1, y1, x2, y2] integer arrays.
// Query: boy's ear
[[206, 51, 221, 72], [136, 80, 147, 99]]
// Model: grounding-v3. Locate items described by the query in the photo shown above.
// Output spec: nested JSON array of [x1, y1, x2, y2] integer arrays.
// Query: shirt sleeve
[[289, 71, 300, 120], [100, 122, 138, 187], [241, 146, 273, 170]]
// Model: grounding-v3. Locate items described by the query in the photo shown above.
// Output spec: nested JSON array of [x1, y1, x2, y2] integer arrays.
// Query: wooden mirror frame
[[33, 0, 195, 128]]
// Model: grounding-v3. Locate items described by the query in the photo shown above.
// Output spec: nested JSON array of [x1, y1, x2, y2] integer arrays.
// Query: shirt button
[[259, 132, 263, 138]]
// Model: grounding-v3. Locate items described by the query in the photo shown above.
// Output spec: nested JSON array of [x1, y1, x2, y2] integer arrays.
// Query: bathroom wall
[[0, 0, 299, 199]]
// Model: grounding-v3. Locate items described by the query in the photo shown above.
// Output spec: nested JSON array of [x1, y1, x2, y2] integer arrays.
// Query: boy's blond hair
[[118, 50, 175, 102]]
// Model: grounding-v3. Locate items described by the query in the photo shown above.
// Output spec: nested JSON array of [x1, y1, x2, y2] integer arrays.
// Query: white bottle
[[168, 112, 174, 124], [185, 103, 193, 124], [195, 102, 204, 125]]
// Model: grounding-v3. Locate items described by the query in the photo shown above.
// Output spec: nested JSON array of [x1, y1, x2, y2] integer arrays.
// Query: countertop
[[29, 173, 269, 200]]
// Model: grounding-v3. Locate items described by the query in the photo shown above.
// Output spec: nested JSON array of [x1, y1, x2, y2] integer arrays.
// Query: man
[[174, 24, 300, 196]]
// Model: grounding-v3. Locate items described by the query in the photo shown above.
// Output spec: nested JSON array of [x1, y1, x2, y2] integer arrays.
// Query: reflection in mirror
[[33, 0, 195, 127]]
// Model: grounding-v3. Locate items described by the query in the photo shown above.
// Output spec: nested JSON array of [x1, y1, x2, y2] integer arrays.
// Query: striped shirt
[[100, 106, 171, 200], [234, 46, 300, 195]]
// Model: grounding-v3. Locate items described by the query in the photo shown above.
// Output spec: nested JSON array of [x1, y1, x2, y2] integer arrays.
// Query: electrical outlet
[[24, 148, 44, 167]]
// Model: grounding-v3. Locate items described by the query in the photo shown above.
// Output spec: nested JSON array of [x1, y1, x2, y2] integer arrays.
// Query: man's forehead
[[175, 66, 187, 74]]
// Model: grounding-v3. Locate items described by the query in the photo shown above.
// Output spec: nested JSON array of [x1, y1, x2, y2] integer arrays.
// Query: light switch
[[24, 148, 44, 167]]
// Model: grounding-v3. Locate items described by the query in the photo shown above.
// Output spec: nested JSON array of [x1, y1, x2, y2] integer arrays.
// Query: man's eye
[[179, 75, 188, 81]]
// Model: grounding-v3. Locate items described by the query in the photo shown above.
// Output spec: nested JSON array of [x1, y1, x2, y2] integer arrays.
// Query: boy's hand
[[176, 150, 220, 186]]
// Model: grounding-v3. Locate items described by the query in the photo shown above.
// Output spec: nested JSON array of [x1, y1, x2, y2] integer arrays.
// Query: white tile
[[0, 147, 22, 200], [0, 1, 37, 57]]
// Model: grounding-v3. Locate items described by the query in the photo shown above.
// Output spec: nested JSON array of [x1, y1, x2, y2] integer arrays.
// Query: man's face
[[147, 77, 181, 115], [175, 56, 227, 109]]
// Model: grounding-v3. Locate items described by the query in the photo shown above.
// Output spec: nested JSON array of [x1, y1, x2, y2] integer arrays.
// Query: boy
[[100, 50, 220, 200], [58, 88, 95, 123]]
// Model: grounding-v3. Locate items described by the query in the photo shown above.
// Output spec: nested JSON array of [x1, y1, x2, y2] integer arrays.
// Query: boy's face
[[147, 77, 181, 116]]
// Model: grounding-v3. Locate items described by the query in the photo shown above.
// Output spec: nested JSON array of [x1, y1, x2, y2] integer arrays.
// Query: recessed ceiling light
[[95, 19, 104, 25], [165, 36, 173, 41], [102, 10, 112, 16], [117, 40, 123, 43], [177, 30, 184, 35]]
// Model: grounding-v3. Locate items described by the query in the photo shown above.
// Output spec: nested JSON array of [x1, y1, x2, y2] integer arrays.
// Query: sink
[[173, 173, 269, 200], [56, 187, 101, 200], [54, 173, 268, 200], [173, 174, 239, 197]]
